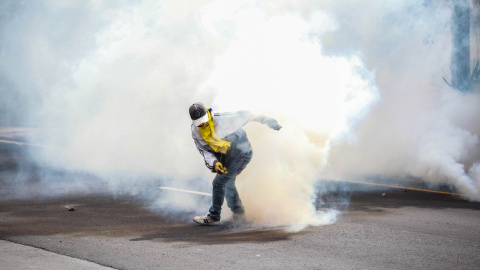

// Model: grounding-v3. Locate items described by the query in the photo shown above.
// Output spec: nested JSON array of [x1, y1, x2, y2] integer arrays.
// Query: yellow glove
[[215, 162, 228, 174]]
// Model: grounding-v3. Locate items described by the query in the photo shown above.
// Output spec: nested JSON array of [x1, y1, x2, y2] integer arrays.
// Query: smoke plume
[[1, 0, 479, 231]]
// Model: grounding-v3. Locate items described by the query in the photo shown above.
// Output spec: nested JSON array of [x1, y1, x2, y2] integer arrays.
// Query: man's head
[[189, 102, 209, 127]]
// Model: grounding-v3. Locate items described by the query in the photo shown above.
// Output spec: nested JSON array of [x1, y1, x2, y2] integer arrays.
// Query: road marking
[[159, 187, 212, 196], [161, 180, 463, 198], [335, 179, 463, 196], [159, 180, 463, 197], [0, 139, 46, 147]]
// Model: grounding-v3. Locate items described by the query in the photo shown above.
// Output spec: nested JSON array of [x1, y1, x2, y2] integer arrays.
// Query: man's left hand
[[215, 162, 228, 174]]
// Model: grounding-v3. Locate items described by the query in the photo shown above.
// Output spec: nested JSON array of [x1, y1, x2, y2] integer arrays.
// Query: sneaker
[[222, 213, 246, 223], [193, 214, 221, 226]]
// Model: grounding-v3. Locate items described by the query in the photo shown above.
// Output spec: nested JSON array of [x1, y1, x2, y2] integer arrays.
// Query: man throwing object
[[189, 102, 282, 225]]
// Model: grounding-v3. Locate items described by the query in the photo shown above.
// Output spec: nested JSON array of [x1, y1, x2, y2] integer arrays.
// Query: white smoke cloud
[[1, 0, 480, 232], [199, 2, 378, 230], [323, 0, 480, 201], [406, 90, 480, 198]]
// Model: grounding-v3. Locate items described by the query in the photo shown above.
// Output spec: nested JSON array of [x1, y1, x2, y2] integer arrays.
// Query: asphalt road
[[0, 141, 479, 269], [1, 190, 479, 270]]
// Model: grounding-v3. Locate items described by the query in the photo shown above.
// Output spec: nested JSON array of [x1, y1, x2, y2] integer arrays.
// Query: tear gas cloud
[[1, 0, 479, 231]]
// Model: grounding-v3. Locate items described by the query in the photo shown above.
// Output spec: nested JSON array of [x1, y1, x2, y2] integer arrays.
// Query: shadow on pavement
[[129, 224, 295, 244]]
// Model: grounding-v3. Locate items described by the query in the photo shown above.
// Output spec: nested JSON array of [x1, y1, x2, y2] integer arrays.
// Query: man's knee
[[224, 178, 237, 189], [212, 174, 233, 187]]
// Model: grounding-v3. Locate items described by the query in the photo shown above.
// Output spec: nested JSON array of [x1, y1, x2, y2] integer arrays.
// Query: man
[[189, 102, 282, 225]]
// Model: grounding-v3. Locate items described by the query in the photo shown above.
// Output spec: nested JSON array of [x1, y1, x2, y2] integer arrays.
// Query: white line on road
[[158, 187, 212, 196]]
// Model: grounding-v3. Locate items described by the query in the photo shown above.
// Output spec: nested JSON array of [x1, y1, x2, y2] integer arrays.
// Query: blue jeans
[[208, 151, 253, 221]]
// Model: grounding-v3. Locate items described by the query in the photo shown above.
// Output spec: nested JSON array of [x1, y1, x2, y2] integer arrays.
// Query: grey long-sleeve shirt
[[191, 110, 278, 172]]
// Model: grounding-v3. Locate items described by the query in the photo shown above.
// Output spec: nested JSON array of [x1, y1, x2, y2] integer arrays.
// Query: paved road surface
[[1, 189, 479, 270]]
